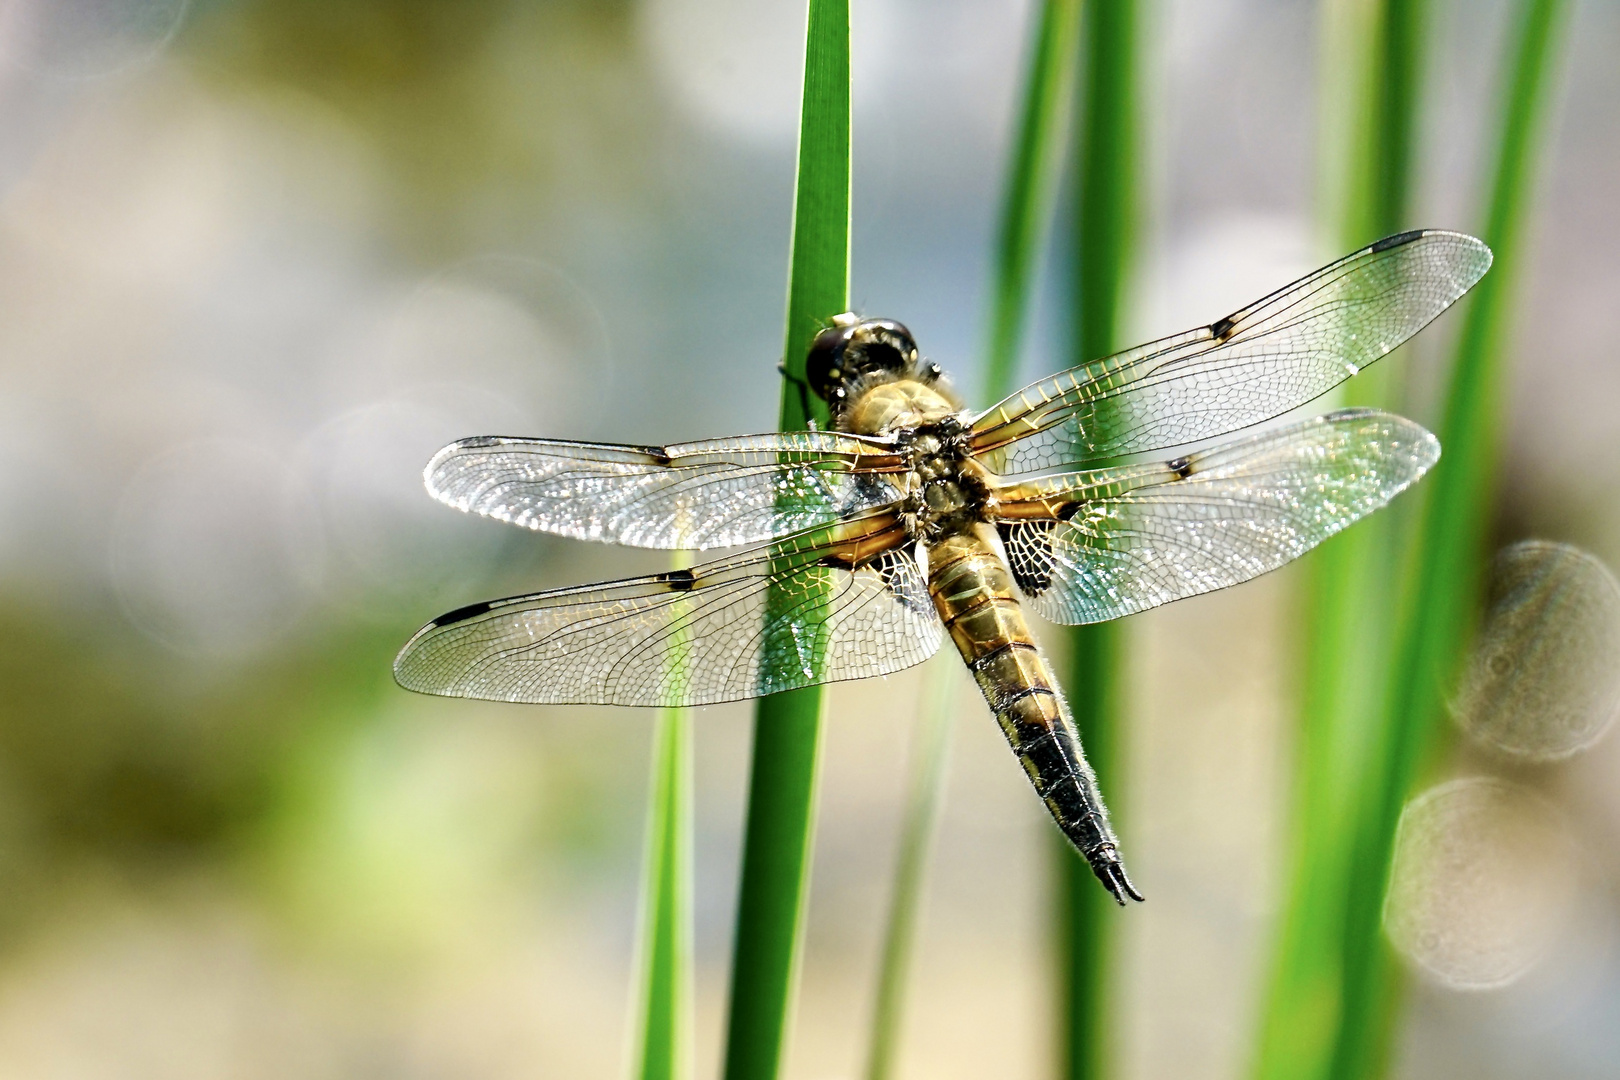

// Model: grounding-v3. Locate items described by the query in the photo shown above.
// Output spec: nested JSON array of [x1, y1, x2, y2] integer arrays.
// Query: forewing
[[393, 514, 942, 707], [993, 409, 1438, 623], [426, 431, 907, 549], [971, 230, 1489, 474]]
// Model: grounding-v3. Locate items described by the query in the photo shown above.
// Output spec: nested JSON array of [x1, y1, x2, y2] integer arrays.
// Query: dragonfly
[[395, 229, 1492, 904]]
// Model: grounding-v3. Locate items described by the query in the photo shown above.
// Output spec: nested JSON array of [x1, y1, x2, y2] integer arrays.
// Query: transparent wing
[[425, 431, 908, 549], [992, 409, 1438, 623], [393, 513, 942, 707], [971, 230, 1489, 475]]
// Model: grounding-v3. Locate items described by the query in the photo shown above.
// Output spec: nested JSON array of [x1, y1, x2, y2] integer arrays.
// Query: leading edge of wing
[[392, 511, 943, 708], [422, 429, 908, 550], [968, 230, 1490, 473]]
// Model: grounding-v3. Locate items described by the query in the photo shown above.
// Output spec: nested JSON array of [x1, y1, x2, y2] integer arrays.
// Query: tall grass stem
[[1329, 2, 1570, 1076], [634, 702, 693, 1080], [1062, 1, 1139, 1077], [983, 0, 1084, 399], [721, 2, 847, 1078], [1253, 3, 1430, 1078]]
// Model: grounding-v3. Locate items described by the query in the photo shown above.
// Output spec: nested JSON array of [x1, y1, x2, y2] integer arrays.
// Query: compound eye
[[853, 339, 905, 376], [845, 320, 917, 380], [872, 320, 918, 361], [806, 324, 854, 401]]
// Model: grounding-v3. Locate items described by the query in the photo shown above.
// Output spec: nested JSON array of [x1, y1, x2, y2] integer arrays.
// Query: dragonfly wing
[[426, 430, 907, 549], [971, 230, 1489, 475], [393, 513, 942, 707], [993, 410, 1438, 624]]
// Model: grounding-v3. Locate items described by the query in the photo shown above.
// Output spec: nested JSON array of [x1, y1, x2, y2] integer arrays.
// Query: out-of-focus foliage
[[0, 605, 390, 928], [188, 0, 651, 257]]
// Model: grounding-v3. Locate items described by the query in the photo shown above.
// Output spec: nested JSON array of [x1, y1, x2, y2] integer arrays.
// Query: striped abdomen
[[926, 529, 1143, 904]]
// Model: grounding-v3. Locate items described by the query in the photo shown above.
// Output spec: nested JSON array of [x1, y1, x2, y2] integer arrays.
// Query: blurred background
[[0, 0, 1616, 1077]]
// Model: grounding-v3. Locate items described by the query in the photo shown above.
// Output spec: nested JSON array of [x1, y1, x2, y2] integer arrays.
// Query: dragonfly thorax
[[896, 417, 993, 541]]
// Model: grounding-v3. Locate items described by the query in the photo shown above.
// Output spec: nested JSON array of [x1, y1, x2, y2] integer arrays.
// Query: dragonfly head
[[806, 315, 937, 411]]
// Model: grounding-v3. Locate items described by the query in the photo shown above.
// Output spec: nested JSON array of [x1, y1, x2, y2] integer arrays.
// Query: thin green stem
[[635, 703, 693, 1080], [983, 0, 1084, 399], [1062, 3, 1139, 1077], [1059, 620, 1125, 1080], [1253, 3, 1430, 1079], [724, 696, 825, 1080], [1072, 0, 1137, 368], [1329, 2, 1570, 1078], [721, 2, 847, 1078], [1369, 0, 1425, 238]]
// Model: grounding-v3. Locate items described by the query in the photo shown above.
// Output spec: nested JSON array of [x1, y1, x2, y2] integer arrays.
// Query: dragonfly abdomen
[[926, 530, 1144, 904]]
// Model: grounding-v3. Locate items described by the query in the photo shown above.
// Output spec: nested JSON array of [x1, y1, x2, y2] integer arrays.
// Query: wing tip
[[422, 437, 486, 504], [391, 644, 440, 696], [392, 600, 502, 696], [1416, 426, 1442, 472], [1371, 228, 1494, 286], [424, 435, 548, 505], [1321, 407, 1442, 477], [1319, 405, 1421, 444]]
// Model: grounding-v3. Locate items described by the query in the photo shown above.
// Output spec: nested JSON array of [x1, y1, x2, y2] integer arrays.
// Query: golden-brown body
[[841, 375, 1137, 900]]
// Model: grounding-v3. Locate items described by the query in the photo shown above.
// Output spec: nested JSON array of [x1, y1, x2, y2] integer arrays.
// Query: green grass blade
[[1328, 2, 1571, 1078], [1062, 1, 1139, 1078], [1369, 0, 1425, 235], [1343, 0, 1429, 247], [859, 5, 1081, 1074], [1252, 3, 1430, 1079], [636, 545, 699, 1080], [723, 696, 824, 1080], [776, 2, 850, 434], [721, 2, 847, 1079], [1059, 620, 1125, 1080], [1072, 0, 1137, 365], [983, 0, 1084, 398], [634, 703, 693, 1080]]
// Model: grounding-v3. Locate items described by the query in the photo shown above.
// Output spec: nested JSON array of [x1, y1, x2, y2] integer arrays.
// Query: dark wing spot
[[848, 472, 897, 513], [999, 521, 1056, 599], [1370, 229, 1425, 253], [1167, 455, 1193, 479], [657, 568, 697, 591], [1209, 315, 1237, 343], [872, 555, 898, 589], [431, 600, 495, 628]]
